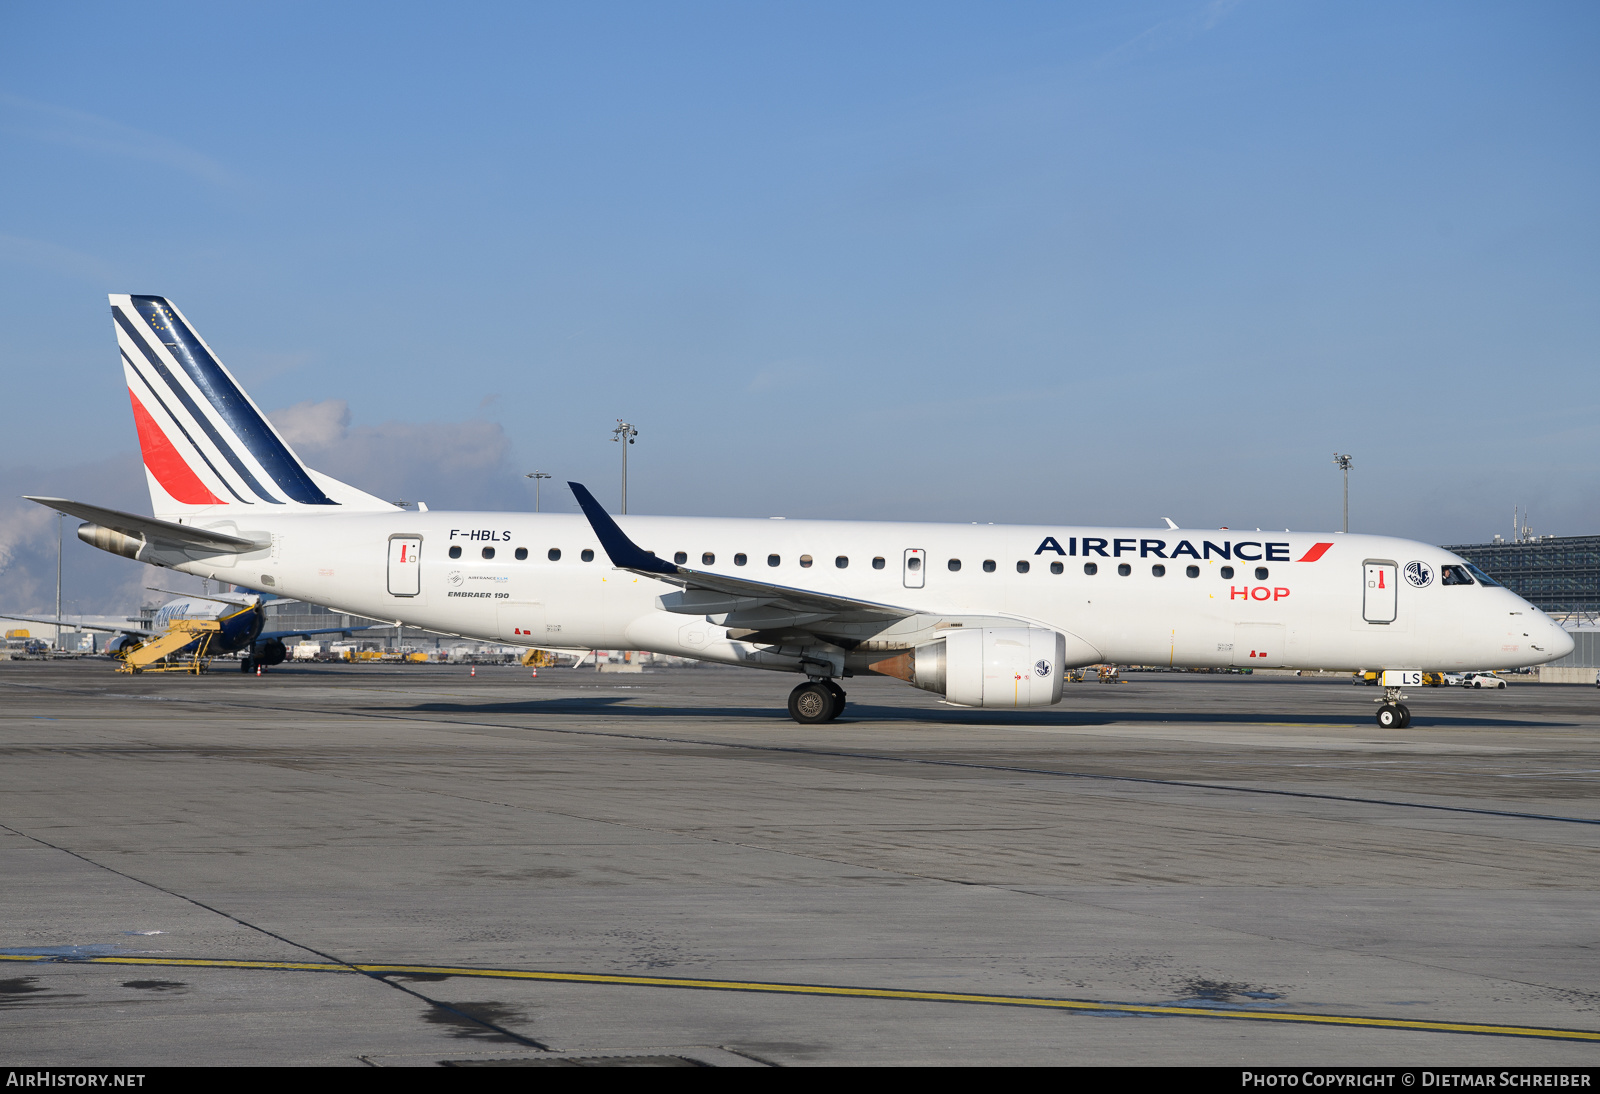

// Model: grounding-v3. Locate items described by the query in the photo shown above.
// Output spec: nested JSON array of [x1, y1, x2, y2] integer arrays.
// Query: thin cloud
[[269, 399, 521, 510], [0, 233, 121, 284], [0, 92, 235, 186], [1098, 0, 1244, 67]]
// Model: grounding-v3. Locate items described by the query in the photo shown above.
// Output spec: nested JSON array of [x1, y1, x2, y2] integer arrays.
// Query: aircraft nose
[[1548, 624, 1575, 660]]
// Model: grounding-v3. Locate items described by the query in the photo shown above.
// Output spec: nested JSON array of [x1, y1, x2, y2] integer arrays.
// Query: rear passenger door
[[388, 536, 422, 596]]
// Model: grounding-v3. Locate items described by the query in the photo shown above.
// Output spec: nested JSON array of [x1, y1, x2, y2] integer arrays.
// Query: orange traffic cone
[[531, 669, 538, 678], [470, 665, 476, 677], [255, 665, 261, 677]]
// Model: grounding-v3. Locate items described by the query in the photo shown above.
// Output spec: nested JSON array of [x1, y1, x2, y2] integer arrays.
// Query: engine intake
[[874, 627, 1068, 708]]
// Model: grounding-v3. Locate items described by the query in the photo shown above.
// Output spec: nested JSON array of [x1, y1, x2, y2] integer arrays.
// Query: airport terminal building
[[1443, 534, 1600, 615]]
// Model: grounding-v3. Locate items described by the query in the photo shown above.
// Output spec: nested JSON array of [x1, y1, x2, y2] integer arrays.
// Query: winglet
[[567, 483, 678, 577]]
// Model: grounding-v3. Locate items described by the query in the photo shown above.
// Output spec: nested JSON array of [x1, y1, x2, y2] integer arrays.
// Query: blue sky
[[1, 1, 1596, 612]]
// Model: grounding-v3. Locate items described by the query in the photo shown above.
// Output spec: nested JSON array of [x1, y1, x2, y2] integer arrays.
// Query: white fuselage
[[167, 511, 1573, 676]]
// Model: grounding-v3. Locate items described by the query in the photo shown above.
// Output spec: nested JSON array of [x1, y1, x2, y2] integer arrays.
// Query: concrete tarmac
[[2, 660, 1598, 1066]]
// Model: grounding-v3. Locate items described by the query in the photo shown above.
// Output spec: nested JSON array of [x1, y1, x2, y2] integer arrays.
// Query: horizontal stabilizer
[[25, 497, 261, 554]]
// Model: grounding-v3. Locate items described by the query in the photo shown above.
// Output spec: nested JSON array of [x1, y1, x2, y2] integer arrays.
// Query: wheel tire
[[1376, 704, 1400, 729], [1396, 703, 1411, 728], [788, 681, 836, 724], [823, 680, 847, 720]]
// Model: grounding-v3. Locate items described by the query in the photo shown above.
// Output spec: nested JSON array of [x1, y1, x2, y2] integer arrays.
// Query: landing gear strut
[[1376, 685, 1411, 729], [789, 680, 846, 724]]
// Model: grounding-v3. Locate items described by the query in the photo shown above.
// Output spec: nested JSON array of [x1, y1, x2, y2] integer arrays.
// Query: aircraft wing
[[261, 625, 384, 642], [569, 482, 916, 632], [25, 497, 262, 554], [0, 613, 157, 638]]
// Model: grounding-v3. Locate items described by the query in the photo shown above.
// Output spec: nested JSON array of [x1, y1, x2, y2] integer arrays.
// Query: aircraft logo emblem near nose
[[448, 570, 464, 587], [1405, 561, 1434, 588]]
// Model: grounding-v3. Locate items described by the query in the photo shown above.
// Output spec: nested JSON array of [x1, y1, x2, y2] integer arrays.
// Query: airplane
[[24, 293, 1575, 723], [1, 590, 372, 672]]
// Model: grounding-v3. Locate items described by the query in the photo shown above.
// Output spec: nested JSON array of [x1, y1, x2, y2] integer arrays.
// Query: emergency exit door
[[903, 548, 925, 589], [388, 536, 422, 596], [1363, 560, 1397, 623]]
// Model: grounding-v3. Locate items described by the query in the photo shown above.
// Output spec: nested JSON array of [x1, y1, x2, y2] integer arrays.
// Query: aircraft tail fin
[[111, 294, 397, 520]]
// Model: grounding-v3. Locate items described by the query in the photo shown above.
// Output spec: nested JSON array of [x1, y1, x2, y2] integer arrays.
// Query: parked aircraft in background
[[1, 591, 368, 672], [25, 294, 1575, 721]]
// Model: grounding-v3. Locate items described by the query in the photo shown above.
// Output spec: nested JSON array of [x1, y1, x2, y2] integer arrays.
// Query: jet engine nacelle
[[251, 638, 287, 666], [899, 627, 1067, 708]]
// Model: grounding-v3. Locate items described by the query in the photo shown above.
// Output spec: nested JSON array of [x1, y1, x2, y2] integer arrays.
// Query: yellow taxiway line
[[4, 953, 1598, 1043]]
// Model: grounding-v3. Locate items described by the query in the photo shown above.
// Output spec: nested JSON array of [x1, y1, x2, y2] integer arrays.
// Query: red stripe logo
[[129, 389, 223, 505], [1297, 542, 1334, 562]]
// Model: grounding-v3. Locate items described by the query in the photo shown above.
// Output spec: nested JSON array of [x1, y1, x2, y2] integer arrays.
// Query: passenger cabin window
[[1441, 565, 1475, 586], [1152, 564, 1166, 577], [702, 552, 715, 565], [1051, 562, 1064, 574], [767, 554, 780, 567], [800, 555, 813, 568], [835, 556, 848, 568], [581, 549, 594, 562], [907, 557, 922, 571], [1117, 563, 1131, 576], [872, 557, 885, 570], [515, 547, 528, 560], [1220, 566, 1235, 579], [982, 560, 996, 572], [548, 548, 561, 561], [674, 552, 687, 564], [948, 559, 962, 572], [482, 547, 495, 560], [449, 546, 461, 559], [1016, 560, 1030, 573], [735, 553, 748, 566], [1186, 565, 1199, 578], [1081, 562, 1095, 575], [1254, 566, 1268, 580]]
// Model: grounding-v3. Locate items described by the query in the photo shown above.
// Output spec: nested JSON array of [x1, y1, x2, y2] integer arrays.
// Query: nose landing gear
[[1376, 685, 1411, 728], [788, 679, 847, 724]]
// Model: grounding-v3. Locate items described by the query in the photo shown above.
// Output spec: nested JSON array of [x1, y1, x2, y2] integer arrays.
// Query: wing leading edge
[[567, 482, 916, 640]]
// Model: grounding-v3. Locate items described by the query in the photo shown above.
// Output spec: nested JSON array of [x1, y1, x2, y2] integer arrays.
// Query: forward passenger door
[[1363, 560, 1397, 623]]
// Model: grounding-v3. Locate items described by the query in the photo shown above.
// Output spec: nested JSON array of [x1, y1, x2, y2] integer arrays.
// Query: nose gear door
[[1363, 560, 1397, 623], [903, 548, 925, 589]]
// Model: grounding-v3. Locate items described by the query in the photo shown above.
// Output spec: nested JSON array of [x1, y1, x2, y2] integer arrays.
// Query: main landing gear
[[1376, 685, 1411, 729], [788, 679, 847, 724]]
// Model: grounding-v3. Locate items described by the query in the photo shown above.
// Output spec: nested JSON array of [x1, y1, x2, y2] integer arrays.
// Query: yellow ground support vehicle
[[115, 619, 221, 674]]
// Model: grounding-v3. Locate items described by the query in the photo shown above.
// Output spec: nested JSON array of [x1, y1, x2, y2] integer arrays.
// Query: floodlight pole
[[611, 420, 638, 514], [525, 471, 552, 512], [1333, 453, 1353, 533], [55, 512, 62, 649]]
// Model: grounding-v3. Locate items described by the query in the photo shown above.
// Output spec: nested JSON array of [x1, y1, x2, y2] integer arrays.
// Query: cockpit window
[[1462, 563, 1501, 587], [1441, 565, 1474, 586]]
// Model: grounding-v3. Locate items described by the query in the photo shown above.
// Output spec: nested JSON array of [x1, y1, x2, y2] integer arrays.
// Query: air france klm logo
[[1034, 537, 1333, 562]]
